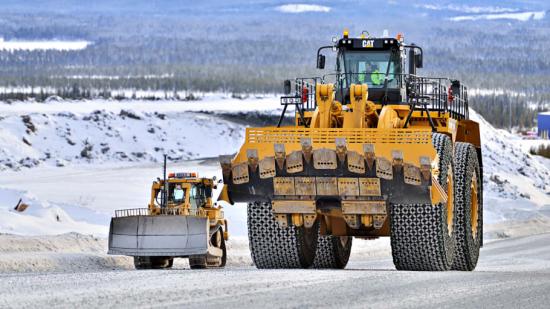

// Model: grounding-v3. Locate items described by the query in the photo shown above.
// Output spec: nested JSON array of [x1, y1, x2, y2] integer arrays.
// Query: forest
[[0, 0, 548, 129]]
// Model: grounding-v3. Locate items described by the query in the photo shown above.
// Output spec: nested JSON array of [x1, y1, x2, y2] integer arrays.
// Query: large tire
[[248, 202, 318, 269], [134, 256, 173, 269], [312, 235, 352, 269], [390, 133, 456, 271], [452, 142, 483, 271]]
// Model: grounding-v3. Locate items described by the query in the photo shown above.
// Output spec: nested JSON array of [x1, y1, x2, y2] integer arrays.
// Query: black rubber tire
[[248, 202, 318, 269], [432, 133, 453, 187], [220, 231, 227, 268], [452, 142, 483, 271], [390, 133, 456, 271], [134, 256, 173, 269], [210, 228, 227, 268], [134, 256, 151, 269], [312, 235, 352, 269]]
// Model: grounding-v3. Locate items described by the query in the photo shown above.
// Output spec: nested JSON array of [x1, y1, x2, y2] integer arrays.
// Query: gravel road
[[1, 233, 550, 309]]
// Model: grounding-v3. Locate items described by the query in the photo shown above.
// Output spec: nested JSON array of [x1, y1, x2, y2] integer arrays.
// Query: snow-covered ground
[[0, 38, 90, 51], [0, 95, 548, 242], [1, 233, 550, 308]]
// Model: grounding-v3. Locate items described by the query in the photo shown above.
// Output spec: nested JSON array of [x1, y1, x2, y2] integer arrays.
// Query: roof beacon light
[[383, 29, 389, 37], [343, 29, 349, 39], [397, 33, 404, 42]]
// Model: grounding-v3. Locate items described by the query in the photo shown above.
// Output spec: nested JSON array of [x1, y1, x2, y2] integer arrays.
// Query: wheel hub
[[446, 164, 454, 236], [470, 174, 479, 238]]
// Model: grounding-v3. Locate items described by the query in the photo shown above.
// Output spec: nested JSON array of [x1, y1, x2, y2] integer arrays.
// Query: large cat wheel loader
[[108, 157, 228, 269], [219, 30, 483, 271]]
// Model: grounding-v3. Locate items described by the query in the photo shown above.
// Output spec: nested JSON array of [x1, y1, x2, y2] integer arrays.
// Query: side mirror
[[317, 54, 326, 69], [283, 80, 292, 95], [415, 53, 423, 68]]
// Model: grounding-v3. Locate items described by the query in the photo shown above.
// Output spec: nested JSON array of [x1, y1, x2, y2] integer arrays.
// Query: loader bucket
[[108, 213, 209, 257], [221, 127, 444, 206]]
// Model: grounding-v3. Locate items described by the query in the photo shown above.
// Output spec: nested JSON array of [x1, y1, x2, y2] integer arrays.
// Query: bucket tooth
[[376, 157, 393, 180], [303, 214, 317, 228], [347, 151, 366, 174], [363, 144, 375, 171], [286, 151, 304, 173], [404, 163, 422, 186], [373, 215, 386, 229], [419, 156, 431, 181], [343, 214, 360, 229], [274, 143, 286, 171], [219, 155, 233, 179], [300, 137, 313, 164], [247, 149, 259, 173], [259, 156, 276, 179], [313, 149, 338, 170], [275, 214, 289, 228], [392, 150, 404, 172], [232, 162, 249, 184], [335, 138, 347, 163]]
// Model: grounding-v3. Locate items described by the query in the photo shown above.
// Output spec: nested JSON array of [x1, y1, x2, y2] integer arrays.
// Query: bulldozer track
[[248, 202, 317, 269]]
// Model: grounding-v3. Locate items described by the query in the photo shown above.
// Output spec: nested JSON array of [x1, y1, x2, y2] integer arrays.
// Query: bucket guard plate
[[108, 215, 209, 257]]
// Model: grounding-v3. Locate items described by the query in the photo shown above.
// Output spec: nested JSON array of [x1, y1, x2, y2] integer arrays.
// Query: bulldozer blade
[[108, 215, 209, 257]]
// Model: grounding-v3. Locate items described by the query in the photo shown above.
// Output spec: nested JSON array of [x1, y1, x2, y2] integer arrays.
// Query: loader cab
[[333, 37, 404, 104]]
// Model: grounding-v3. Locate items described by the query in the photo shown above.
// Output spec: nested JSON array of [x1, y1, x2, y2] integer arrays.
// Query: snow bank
[[0, 233, 132, 272], [470, 109, 550, 238], [0, 95, 282, 171], [0, 188, 107, 236]]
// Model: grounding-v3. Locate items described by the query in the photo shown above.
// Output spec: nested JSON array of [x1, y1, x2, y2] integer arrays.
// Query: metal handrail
[[113, 207, 207, 218], [284, 73, 469, 121]]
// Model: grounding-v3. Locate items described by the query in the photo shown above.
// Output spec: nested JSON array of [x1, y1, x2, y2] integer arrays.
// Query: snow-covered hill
[[0, 95, 280, 170], [0, 96, 548, 239]]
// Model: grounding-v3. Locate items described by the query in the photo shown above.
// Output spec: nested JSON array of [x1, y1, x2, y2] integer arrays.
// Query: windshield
[[338, 50, 400, 89]]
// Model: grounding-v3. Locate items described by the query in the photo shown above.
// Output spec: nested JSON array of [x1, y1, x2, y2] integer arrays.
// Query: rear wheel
[[452, 142, 482, 271], [248, 202, 318, 269], [312, 234, 352, 269], [390, 133, 456, 271]]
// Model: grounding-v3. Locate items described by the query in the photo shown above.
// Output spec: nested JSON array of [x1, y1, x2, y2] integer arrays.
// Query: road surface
[[1, 233, 550, 308]]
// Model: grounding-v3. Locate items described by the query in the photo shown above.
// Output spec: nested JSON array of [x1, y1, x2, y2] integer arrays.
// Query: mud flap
[[108, 215, 209, 257]]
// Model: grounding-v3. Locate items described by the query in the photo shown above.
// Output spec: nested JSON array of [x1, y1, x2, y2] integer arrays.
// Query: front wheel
[[452, 142, 483, 271]]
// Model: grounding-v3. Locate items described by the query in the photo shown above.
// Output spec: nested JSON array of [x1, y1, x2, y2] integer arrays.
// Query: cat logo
[[362, 40, 374, 48]]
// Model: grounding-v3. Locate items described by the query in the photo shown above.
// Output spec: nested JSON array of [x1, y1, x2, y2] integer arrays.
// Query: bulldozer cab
[[151, 174, 214, 213]]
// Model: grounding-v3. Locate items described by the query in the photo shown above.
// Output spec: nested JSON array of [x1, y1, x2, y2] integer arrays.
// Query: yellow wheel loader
[[108, 157, 228, 269], [219, 30, 483, 271]]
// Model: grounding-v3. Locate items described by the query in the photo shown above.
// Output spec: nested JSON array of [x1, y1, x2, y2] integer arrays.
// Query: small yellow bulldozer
[[108, 157, 228, 269], [219, 30, 483, 271]]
